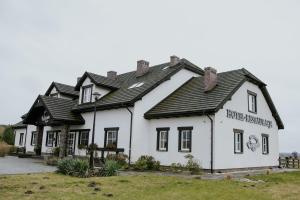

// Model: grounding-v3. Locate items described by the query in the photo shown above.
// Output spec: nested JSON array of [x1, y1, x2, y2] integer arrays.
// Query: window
[[78, 130, 89, 147], [31, 131, 37, 146], [234, 129, 243, 154], [156, 128, 169, 151], [46, 131, 55, 147], [248, 91, 257, 113], [81, 85, 93, 103], [262, 134, 269, 154], [104, 128, 119, 148], [178, 127, 193, 152], [128, 82, 144, 89], [50, 93, 59, 98], [19, 133, 24, 146]]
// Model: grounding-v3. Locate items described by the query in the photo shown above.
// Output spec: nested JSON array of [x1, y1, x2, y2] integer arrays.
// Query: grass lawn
[[1, 171, 300, 200]]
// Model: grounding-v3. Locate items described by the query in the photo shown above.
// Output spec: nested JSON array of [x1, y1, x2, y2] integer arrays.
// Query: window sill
[[234, 152, 243, 154], [248, 110, 257, 114], [157, 150, 168, 152], [262, 153, 269, 155], [179, 150, 191, 153]]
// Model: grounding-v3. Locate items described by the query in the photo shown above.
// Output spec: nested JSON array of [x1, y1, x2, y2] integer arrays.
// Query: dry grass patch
[[1, 171, 300, 200]]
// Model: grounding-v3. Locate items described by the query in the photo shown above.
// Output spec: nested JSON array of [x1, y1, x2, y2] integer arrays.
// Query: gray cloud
[[0, 0, 299, 152]]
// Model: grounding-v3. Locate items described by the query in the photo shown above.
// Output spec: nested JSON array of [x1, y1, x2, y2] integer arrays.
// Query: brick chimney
[[136, 60, 149, 77], [170, 55, 180, 66], [107, 71, 117, 80], [204, 67, 217, 92]]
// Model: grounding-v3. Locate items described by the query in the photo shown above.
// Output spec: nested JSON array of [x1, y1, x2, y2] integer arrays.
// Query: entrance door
[[67, 132, 75, 155]]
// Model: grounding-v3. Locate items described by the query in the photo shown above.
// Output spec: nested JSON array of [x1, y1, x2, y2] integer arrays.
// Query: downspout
[[126, 107, 133, 165], [207, 115, 214, 174], [24, 125, 28, 150]]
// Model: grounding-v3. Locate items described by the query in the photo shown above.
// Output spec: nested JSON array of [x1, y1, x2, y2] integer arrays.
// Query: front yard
[[1, 171, 300, 200]]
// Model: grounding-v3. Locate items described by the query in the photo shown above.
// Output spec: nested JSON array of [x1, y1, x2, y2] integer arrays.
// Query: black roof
[[72, 59, 204, 112], [12, 121, 27, 129], [45, 82, 79, 97], [144, 69, 284, 129], [24, 95, 84, 125]]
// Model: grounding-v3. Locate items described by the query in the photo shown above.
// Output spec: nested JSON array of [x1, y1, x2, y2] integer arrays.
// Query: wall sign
[[246, 135, 260, 152], [226, 109, 273, 129]]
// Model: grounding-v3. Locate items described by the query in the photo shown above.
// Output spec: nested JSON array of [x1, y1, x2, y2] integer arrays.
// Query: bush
[[100, 160, 121, 176], [170, 163, 184, 173], [57, 158, 89, 177], [17, 147, 26, 154], [2, 127, 14, 145], [184, 154, 202, 174], [46, 157, 59, 166], [106, 153, 128, 167], [0, 142, 10, 157], [134, 155, 160, 171], [52, 147, 60, 157]]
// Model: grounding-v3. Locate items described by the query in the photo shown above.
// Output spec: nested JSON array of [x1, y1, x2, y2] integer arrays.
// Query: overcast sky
[[0, 0, 299, 152]]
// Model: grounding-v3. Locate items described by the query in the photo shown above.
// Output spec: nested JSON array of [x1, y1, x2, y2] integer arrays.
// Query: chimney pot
[[170, 55, 180, 66], [107, 71, 117, 80], [136, 60, 149, 77], [204, 67, 217, 92]]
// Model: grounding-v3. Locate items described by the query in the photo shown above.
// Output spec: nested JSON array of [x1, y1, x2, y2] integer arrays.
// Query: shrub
[[170, 163, 184, 173], [134, 155, 160, 171], [184, 154, 202, 174], [46, 157, 59, 166], [52, 147, 60, 157], [34, 145, 42, 155], [57, 158, 89, 177], [2, 127, 14, 145], [17, 147, 26, 154], [0, 142, 10, 157], [100, 160, 121, 176], [106, 153, 128, 167]]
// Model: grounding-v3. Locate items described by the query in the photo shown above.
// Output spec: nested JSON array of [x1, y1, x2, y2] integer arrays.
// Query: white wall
[[131, 68, 200, 162], [79, 77, 111, 104], [25, 125, 37, 153], [214, 81, 279, 169], [49, 87, 73, 100], [148, 116, 212, 168], [14, 128, 26, 147], [71, 108, 132, 156]]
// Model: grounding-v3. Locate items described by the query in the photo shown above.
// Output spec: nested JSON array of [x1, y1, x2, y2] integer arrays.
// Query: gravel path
[[0, 156, 56, 175]]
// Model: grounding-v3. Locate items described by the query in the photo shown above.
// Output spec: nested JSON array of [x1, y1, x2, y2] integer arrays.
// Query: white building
[[13, 56, 284, 172]]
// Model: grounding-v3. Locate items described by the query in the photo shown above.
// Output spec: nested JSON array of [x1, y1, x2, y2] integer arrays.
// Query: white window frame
[[46, 132, 55, 147], [262, 135, 269, 154], [181, 130, 191, 151], [31, 131, 37, 146], [82, 85, 92, 103], [248, 91, 257, 113], [234, 130, 243, 154], [19, 133, 24, 146], [79, 130, 89, 146], [106, 130, 117, 147], [159, 130, 168, 151]]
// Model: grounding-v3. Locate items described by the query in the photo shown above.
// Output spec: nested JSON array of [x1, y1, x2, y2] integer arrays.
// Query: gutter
[[126, 107, 133, 165], [207, 115, 214, 174]]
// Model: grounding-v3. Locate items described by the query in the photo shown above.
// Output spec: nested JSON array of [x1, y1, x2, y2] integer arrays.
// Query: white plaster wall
[[25, 125, 37, 153], [214, 81, 279, 169], [14, 128, 27, 147], [79, 77, 111, 104], [49, 87, 73, 100], [131, 69, 200, 162], [71, 108, 132, 156], [148, 116, 212, 168]]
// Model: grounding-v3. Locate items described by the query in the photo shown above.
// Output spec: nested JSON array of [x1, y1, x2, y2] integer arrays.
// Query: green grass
[[1, 171, 300, 200]]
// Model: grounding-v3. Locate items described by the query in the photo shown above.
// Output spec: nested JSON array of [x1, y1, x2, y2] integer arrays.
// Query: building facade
[[13, 56, 284, 171]]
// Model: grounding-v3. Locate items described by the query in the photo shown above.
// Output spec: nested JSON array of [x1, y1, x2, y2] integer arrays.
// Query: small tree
[[3, 126, 14, 145]]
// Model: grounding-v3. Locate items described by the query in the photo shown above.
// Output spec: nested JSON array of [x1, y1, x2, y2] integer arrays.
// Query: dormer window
[[50, 93, 59, 98], [82, 85, 93, 103], [248, 90, 257, 113], [128, 82, 144, 89]]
